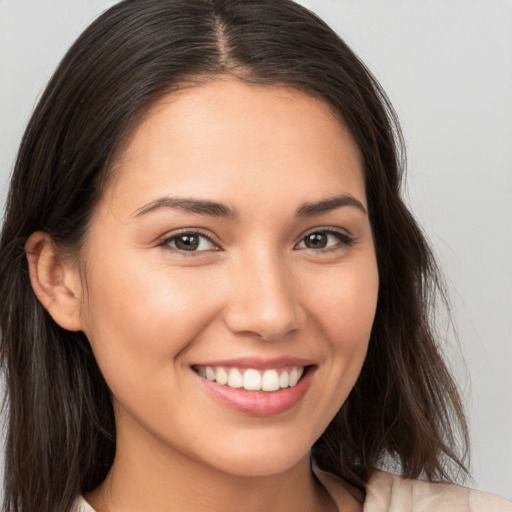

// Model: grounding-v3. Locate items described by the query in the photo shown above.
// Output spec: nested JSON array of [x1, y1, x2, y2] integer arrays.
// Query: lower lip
[[196, 367, 315, 417]]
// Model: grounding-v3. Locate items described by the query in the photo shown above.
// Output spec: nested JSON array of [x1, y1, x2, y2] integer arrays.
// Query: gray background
[[0, 0, 511, 501]]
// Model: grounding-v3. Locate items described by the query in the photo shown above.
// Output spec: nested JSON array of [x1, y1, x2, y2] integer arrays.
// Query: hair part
[[0, 1, 468, 510]]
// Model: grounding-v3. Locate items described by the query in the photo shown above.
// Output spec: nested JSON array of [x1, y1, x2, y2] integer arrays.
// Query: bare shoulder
[[364, 470, 512, 512]]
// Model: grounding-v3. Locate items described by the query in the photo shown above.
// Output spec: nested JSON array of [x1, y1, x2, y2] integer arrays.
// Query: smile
[[193, 365, 305, 392]]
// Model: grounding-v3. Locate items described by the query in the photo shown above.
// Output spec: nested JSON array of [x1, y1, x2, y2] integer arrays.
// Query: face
[[77, 79, 379, 477]]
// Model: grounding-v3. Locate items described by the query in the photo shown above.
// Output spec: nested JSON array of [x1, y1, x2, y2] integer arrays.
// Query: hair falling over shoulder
[[0, 1, 469, 511]]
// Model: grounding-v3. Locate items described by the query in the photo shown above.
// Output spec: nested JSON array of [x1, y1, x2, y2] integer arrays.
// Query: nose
[[222, 250, 302, 341]]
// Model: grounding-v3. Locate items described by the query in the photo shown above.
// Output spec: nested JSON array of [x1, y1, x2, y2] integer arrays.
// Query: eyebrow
[[134, 197, 237, 218], [133, 193, 366, 219], [296, 194, 367, 217]]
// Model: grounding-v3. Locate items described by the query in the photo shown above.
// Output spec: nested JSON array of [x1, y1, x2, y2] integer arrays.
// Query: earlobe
[[25, 231, 84, 332]]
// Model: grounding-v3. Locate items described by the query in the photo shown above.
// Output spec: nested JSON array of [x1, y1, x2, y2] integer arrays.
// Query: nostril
[[222, 307, 300, 341]]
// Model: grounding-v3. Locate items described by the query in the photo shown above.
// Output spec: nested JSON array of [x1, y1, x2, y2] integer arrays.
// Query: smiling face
[[76, 78, 379, 479]]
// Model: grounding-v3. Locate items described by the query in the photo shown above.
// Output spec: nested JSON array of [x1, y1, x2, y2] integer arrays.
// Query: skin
[[28, 78, 378, 512]]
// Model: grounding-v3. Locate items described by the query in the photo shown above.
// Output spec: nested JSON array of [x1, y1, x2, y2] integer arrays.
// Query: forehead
[[100, 78, 366, 216]]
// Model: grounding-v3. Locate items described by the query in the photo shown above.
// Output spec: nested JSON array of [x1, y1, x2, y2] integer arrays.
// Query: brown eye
[[174, 234, 200, 251], [304, 232, 328, 249], [296, 230, 354, 251], [164, 232, 216, 252]]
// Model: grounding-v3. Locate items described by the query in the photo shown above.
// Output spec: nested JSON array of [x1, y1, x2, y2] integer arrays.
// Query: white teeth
[[261, 369, 280, 392], [288, 367, 304, 387], [279, 371, 289, 388], [243, 368, 261, 390], [216, 367, 228, 385], [227, 368, 243, 388], [198, 365, 305, 392]]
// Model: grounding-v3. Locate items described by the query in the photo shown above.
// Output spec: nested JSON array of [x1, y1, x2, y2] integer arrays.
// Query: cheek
[[79, 255, 221, 387], [311, 259, 379, 352], [299, 257, 378, 437]]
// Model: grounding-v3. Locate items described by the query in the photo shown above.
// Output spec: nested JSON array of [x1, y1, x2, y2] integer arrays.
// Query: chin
[[196, 434, 314, 478]]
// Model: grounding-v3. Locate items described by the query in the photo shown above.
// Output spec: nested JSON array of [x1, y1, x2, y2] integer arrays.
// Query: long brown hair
[[0, 1, 468, 510]]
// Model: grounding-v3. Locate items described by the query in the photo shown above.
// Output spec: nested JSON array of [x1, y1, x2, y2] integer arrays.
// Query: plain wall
[[1, 0, 511, 501]]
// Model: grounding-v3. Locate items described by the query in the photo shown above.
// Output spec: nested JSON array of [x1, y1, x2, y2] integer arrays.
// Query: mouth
[[192, 365, 308, 392], [191, 357, 316, 416]]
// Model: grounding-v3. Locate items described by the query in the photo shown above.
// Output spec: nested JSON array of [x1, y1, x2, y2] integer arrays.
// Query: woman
[[0, 1, 509, 511]]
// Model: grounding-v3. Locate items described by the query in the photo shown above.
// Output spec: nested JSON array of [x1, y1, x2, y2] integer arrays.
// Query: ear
[[25, 231, 84, 332]]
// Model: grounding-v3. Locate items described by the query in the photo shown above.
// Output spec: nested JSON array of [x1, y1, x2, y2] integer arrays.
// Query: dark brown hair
[[0, 1, 468, 510]]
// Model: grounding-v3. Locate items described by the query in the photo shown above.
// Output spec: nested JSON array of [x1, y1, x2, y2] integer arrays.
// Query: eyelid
[[157, 226, 355, 254], [295, 226, 355, 250], [158, 228, 221, 252]]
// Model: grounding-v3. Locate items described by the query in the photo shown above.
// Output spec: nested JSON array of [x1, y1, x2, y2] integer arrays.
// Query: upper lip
[[192, 356, 315, 370]]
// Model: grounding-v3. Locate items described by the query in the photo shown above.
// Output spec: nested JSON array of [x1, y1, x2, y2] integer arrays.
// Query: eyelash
[[159, 229, 219, 254], [159, 228, 355, 255], [295, 228, 355, 252]]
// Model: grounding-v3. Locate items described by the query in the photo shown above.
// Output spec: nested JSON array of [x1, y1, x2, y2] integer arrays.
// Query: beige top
[[316, 469, 512, 511], [71, 469, 512, 511]]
